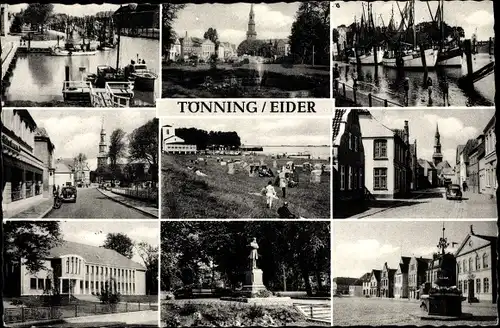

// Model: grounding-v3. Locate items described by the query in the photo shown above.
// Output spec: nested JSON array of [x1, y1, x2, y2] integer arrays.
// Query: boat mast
[[440, 0, 444, 49], [115, 6, 122, 71], [412, 0, 416, 49]]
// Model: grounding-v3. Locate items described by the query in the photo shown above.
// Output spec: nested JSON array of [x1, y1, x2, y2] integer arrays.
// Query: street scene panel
[[331, 0, 495, 107], [162, 118, 331, 219], [333, 108, 497, 218], [162, 2, 330, 98], [1, 3, 160, 108], [1, 109, 159, 219], [161, 221, 331, 327], [3, 220, 159, 327], [333, 220, 497, 326]]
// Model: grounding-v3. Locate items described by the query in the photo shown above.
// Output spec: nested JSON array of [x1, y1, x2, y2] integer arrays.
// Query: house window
[[464, 281, 468, 293], [348, 166, 353, 190], [458, 281, 462, 292], [340, 165, 345, 190], [86, 265, 89, 274], [66, 259, 70, 273], [410, 264, 415, 271], [463, 259, 467, 272], [374, 140, 387, 159], [476, 254, 481, 271], [96, 281, 99, 290], [457, 262, 460, 273], [30, 278, 37, 289], [85, 281, 89, 289], [354, 170, 358, 189], [483, 253, 489, 268], [484, 278, 489, 293], [476, 279, 481, 294], [348, 132, 352, 150], [374, 168, 387, 190], [468, 257, 473, 272], [38, 278, 45, 290], [359, 168, 363, 188]]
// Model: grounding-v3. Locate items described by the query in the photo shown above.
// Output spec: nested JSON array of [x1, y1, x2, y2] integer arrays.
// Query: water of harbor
[[260, 146, 330, 160], [335, 53, 494, 107], [5, 36, 160, 106]]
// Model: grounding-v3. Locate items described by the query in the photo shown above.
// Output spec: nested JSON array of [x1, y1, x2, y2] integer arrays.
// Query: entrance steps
[[294, 303, 331, 323]]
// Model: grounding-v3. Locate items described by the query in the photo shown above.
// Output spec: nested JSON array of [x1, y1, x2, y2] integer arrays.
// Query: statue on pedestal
[[248, 237, 259, 270], [242, 237, 266, 297]]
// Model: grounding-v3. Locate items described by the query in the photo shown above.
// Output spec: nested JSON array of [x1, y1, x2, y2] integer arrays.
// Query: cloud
[[423, 114, 478, 142], [465, 10, 494, 28]]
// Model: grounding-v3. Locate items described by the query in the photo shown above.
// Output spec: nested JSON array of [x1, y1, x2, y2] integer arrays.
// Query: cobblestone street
[[333, 297, 497, 326], [347, 188, 497, 219]]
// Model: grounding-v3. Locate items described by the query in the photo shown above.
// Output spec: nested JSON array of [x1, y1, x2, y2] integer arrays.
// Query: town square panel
[[3, 220, 159, 326], [1, 109, 159, 219], [332, 220, 497, 326], [333, 108, 497, 218], [0, 3, 160, 107], [331, 0, 495, 107], [162, 2, 330, 98]]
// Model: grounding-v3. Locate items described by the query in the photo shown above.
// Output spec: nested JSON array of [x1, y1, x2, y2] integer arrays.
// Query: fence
[[110, 187, 158, 202], [4, 301, 156, 324], [334, 80, 403, 107]]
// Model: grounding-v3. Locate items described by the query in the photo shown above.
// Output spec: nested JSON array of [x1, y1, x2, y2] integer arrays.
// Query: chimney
[[470, 225, 474, 235], [404, 120, 409, 144]]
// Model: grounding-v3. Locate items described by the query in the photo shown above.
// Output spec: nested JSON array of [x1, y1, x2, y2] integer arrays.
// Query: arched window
[[462, 259, 466, 272], [66, 258, 70, 273], [458, 280, 462, 292], [475, 254, 480, 270], [483, 253, 489, 268], [468, 257, 473, 272]]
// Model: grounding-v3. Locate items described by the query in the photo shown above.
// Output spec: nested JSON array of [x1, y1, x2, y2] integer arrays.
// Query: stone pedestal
[[242, 269, 267, 297], [421, 293, 463, 317]]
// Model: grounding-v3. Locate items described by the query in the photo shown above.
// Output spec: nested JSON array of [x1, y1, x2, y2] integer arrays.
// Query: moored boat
[[50, 47, 97, 56], [125, 63, 158, 91], [382, 48, 438, 69], [348, 49, 385, 65], [437, 47, 463, 67]]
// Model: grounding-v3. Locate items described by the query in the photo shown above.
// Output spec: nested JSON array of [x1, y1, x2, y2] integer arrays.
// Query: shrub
[[242, 58, 250, 65], [10, 299, 23, 306], [256, 289, 272, 298], [179, 302, 198, 316], [247, 304, 265, 320]]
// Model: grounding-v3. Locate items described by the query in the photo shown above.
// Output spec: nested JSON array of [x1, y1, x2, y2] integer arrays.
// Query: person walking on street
[[333, 63, 340, 93], [442, 79, 450, 106], [427, 77, 433, 104]]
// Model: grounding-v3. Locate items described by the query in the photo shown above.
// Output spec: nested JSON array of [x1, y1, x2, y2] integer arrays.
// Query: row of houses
[[167, 32, 238, 61], [456, 115, 496, 195], [1, 110, 90, 218], [333, 110, 497, 209], [333, 225, 497, 303]]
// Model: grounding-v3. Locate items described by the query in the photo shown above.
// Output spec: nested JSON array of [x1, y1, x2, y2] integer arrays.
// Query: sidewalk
[[97, 188, 158, 218], [64, 310, 158, 325], [4, 197, 53, 219]]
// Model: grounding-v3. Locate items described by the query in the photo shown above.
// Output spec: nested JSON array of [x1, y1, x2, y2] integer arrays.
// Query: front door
[[62, 279, 69, 294], [468, 279, 474, 301]]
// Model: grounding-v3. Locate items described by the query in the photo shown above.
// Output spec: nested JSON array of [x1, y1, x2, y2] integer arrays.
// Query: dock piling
[[65, 66, 70, 82], [419, 45, 428, 79], [464, 39, 474, 82]]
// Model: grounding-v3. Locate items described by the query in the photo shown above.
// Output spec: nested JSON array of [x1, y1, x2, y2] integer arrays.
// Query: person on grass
[[263, 181, 277, 209]]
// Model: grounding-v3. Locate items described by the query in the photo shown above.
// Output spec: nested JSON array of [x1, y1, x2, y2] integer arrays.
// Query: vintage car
[[61, 186, 78, 203], [445, 184, 462, 200]]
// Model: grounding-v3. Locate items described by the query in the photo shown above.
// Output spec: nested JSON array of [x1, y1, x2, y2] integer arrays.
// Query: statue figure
[[248, 237, 259, 270]]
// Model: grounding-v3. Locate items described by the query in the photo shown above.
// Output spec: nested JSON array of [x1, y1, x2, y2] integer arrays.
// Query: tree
[[22, 4, 54, 33], [289, 1, 330, 65], [108, 129, 127, 183], [3, 221, 63, 273], [103, 233, 134, 259], [128, 119, 158, 186], [162, 4, 186, 56], [136, 242, 159, 295], [99, 277, 121, 304], [10, 13, 24, 33], [204, 27, 220, 52]]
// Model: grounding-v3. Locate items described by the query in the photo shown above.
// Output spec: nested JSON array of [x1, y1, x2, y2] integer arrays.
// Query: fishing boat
[[125, 63, 158, 91], [434, 0, 463, 67], [381, 0, 438, 69], [50, 47, 97, 56], [348, 49, 385, 65]]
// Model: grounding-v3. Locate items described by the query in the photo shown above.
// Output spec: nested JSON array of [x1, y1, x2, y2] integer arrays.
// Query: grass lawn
[[119, 295, 159, 303], [162, 154, 330, 218], [161, 301, 329, 327]]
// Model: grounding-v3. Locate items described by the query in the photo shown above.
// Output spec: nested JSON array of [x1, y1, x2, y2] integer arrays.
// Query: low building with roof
[[408, 256, 431, 300], [359, 272, 371, 296], [349, 278, 364, 297], [455, 225, 497, 303], [368, 269, 381, 297], [161, 124, 197, 154], [333, 277, 359, 295], [15, 240, 146, 296]]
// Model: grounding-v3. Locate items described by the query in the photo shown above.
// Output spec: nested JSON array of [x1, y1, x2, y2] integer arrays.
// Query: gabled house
[[483, 115, 496, 196], [380, 262, 397, 298], [408, 256, 431, 300], [349, 278, 363, 297], [468, 135, 485, 193], [369, 269, 381, 297], [360, 272, 371, 296], [394, 256, 411, 298], [455, 225, 497, 303], [333, 109, 365, 215], [417, 159, 437, 187]]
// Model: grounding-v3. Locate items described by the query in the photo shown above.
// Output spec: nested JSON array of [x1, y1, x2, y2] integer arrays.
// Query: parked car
[[61, 186, 77, 203], [445, 184, 462, 200]]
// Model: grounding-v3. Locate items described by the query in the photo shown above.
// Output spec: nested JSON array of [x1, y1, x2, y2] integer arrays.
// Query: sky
[[163, 117, 330, 146], [172, 2, 300, 46], [9, 3, 121, 17], [28, 109, 156, 171], [369, 108, 495, 166], [59, 220, 158, 265], [332, 0, 495, 41], [333, 220, 497, 278]]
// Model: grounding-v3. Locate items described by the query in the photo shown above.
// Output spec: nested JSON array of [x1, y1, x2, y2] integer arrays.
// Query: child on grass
[[263, 180, 278, 209]]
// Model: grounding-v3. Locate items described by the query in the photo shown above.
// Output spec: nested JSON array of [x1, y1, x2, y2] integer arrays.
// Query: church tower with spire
[[246, 4, 257, 40], [432, 123, 443, 165], [97, 117, 108, 169]]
